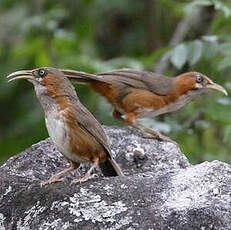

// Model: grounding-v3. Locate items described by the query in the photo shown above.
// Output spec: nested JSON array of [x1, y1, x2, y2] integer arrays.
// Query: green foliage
[[186, 0, 231, 17], [0, 0, 231, 165], [163, 35, 231, 70], [170, 44, 188, 69]]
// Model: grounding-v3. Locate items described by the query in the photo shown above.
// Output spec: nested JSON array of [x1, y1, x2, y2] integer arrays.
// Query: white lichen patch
[[0, 213, 6, 230], [120, 184, 128, 189], [0, 186, 12, 202], [39, 218, 70, 230], [3, 185, 12, 196], [133, 144, 145, 154], [125, 151, 134, 161], [103, 184, 114, 195], [125, 143, 145, 161], [50, 200, 69, 211], [161, 141, 176, 151], [68, 188, 128, 224], [107, 216, 133, 230], [17, 201, 46, 230], [161, 162, 226, 214]]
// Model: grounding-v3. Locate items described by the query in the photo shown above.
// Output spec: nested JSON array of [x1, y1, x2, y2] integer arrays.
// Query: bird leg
[[131, 122, 178, 145], [112, 109, 128, 123], [41, 162, 80, 187], [71, 159, 99, 184], [113, 110, 177, 145]]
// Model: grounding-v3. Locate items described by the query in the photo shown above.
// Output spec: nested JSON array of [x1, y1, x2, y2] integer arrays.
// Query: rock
[[0, 126, 231, 230]]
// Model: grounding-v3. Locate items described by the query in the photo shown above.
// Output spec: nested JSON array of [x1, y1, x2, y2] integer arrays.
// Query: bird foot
[[40, 178, 65, 187], [142, 132, 178, 146], [71, 173, 98, 185]]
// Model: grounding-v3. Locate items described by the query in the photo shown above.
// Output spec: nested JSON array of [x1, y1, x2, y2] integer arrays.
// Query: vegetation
[[1, 0, 231, 164]]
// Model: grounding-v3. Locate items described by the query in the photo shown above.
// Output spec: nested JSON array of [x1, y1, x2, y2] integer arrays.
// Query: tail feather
[[99, 158, 124, 177], [60, 69, 104, 83]]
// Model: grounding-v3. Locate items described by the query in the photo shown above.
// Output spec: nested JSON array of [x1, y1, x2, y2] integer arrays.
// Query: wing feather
[[98, 68, 175, 96], [70, 97, 112, 158]]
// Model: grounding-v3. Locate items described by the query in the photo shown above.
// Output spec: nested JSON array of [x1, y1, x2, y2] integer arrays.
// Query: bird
[[59, 68, 228, 143], [7, 67, 124, 186]]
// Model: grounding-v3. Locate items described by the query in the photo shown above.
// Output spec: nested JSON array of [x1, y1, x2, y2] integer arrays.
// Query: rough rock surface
[[0, 126, 231, 230]]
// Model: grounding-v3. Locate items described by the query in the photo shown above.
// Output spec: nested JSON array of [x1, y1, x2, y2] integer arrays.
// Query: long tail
[[59, 69, 104, 83], [99, 158, 124, 177]]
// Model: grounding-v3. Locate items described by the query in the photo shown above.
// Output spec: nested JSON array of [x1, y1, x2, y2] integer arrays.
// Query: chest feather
[[45, 109, 70, 155], [136, 90, 203, 118]]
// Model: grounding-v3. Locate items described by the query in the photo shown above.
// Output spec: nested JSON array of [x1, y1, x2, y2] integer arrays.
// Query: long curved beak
[[7, 70, 34, 82], [206, 83, 228, 96]]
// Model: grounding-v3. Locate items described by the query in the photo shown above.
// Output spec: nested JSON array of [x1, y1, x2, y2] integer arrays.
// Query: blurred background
[[1, 0, 231, 165]]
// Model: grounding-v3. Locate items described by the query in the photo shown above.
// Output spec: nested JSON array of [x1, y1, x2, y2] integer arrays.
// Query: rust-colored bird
[[7, 67, 123, 186], [60, 68, 227, 143]]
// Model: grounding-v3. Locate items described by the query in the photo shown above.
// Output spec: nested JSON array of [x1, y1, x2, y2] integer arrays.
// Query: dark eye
[[195, 75, 204, 83], [38, 68, 47, 78]]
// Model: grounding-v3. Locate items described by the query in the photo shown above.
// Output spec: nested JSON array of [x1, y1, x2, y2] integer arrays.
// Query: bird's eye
[[195, 75, 204, 83], [38, 68, 47, 78]]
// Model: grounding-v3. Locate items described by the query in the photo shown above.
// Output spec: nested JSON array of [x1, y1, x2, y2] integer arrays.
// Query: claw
[[142, 131, 178, 146], [71, 174, 98, 185], [40, 178, 65, 187]]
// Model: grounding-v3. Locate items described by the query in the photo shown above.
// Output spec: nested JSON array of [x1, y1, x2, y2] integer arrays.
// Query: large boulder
[[0, 126, 230, 230]]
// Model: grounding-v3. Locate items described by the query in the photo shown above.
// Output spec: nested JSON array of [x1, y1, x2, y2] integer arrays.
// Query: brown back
[[98, 69, 176, 96]]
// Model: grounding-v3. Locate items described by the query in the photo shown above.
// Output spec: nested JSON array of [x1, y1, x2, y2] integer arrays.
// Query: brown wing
[[61, 68, 175, 96], [70, 97, 112, 158], [59, 69, 105, 83], [98, 68, 176, 96]]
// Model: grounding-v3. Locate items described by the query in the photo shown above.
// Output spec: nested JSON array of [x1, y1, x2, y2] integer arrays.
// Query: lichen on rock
[[0, 126, 231, 229]]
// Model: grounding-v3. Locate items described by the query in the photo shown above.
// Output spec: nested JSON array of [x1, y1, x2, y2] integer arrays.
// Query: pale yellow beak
[[7, 70, 34, 82], [206, 83, 228, 96]]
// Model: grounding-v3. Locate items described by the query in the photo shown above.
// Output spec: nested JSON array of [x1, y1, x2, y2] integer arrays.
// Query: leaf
[[218, 56, 231, 70], [185, 0, 231, 17], [217, 98, 231, 106], [170, 44, 188, 69], [203, 42, 218, 59], [190, 0, 212, 6], [202, 35, 218, 43], [185, 0, 212, 12], [213, 1, 231, 17], [187, 40, 203, 66], [218, 43, 231, 56]]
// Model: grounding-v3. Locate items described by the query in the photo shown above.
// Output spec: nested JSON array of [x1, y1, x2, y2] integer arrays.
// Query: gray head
[[7, 67, 80, 114], [7, 67, 78, 99]]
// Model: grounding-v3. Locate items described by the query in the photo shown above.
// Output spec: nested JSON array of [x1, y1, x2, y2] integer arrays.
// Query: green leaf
[[185, 0, 212, 12], [203, 41, 218, 59], [213, 1, 231, 17], [202, 35, 218, 43], [187, 40, 203, 66], [185, 0, 231, 17], [218, 43, 231, 56], [191, 0, 212, 6], [170, 44, 188, 69], [218, 56, 231, 70]]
